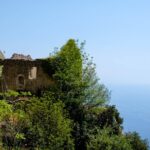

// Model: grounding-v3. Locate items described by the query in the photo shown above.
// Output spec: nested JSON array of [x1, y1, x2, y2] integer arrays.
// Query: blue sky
[[1, 0, 150, 85]]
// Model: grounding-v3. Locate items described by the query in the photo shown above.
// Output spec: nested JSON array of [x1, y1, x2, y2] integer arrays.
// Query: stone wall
[[0, 59, 53, 93]]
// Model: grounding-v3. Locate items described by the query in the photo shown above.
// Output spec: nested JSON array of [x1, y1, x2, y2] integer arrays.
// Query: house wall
[[0, 59, 53, 93]]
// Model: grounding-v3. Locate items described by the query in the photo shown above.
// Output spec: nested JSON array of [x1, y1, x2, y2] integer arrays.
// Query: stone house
[[0, 54, 53, 93]]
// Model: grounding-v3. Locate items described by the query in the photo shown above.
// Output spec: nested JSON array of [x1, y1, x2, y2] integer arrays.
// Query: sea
[[109, 85, 150, 142]]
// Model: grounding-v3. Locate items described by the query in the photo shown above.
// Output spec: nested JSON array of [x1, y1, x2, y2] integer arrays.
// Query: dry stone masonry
[[0, 53, 53, 93]]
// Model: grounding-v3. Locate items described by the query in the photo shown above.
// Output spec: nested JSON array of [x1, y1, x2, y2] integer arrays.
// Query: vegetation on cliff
[[0, 39, 149, 149]]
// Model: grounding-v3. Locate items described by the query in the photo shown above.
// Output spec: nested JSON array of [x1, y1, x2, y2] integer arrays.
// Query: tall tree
[[46, 39, 109, 106], [53, 39, 83, 103], [82, 53, 110, 107]]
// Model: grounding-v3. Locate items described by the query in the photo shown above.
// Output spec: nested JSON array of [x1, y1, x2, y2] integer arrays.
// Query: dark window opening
[[17, 75, 25, 89]]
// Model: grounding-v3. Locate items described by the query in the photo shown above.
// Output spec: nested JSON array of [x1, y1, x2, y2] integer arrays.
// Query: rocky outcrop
[[0, 51, 5, 60], [11, 53, 32, 60]]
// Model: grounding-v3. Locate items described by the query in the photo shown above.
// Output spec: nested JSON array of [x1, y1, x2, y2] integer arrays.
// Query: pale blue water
[[110, 85, 150, 142]]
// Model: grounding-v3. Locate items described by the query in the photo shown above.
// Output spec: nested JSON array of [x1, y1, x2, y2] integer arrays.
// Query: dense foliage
[[0, 39, 149, 149]]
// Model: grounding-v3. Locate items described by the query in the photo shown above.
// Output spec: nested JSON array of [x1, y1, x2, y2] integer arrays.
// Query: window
[[29, 67, 37, 79], [17, 75, 25, 89], [0, 65, 3, 77], [18, 76, 24, 85]]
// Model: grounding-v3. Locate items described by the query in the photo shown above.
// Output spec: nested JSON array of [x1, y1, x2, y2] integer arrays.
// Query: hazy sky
[[1, 0, 150, 85]]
